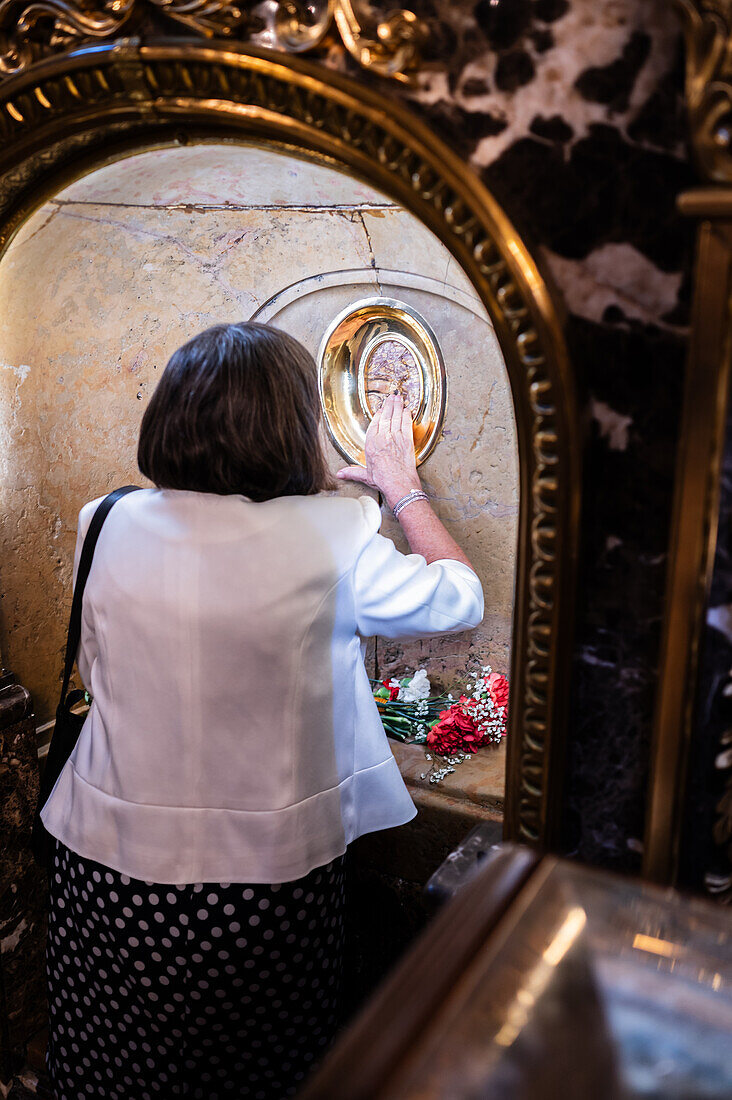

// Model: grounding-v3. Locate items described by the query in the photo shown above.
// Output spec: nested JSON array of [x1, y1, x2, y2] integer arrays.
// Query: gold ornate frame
[[644, 0, 732, 885], [317, 296, 448, 467], [0, 38, 580, 850]]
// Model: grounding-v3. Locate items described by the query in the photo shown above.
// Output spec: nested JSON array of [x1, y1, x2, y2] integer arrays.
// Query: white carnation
[[398, 668, 431, 702]]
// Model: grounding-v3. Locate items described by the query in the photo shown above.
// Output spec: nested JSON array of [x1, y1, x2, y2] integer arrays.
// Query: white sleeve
[[352, 496, 484, 640]]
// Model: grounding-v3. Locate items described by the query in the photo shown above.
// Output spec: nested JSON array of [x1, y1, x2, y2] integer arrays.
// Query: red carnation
[[453, 709, 478, 734], [486, 672, 509, 711], [426, 702, 482, 755], [381, 679, 400, 702], [426, 724, 462, 755]]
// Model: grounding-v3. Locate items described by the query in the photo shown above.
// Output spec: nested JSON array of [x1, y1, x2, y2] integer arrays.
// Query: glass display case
[[305, 845, 732, 1099]]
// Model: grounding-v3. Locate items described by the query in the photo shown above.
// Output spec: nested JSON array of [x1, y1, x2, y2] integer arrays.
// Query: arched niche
[[0, 41, 580, 849]]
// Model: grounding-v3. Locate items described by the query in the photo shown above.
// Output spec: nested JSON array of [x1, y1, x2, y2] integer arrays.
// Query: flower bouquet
[[372, 665, 509, 783]]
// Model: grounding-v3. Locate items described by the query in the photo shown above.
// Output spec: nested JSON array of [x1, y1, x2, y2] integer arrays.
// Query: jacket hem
[[41, 756, 417, 885]]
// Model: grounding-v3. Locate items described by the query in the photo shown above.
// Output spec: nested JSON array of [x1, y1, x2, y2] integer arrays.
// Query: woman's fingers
[[348, 391, 422, 502], [400, 402, 415, 450], [336, 465, 372, 484], [370, 400, 387, 437], [365, 407, 380, 441], [364, 393, 410, 459], [383, 393, 401, 434], [374, 397, 390, 435], [387, 395, 412, 447]]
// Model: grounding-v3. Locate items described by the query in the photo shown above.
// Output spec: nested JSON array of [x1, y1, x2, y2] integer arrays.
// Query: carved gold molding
[[0, 0, 427, 82], [0, 42, 580, 850], [677, 0, 732, 182]]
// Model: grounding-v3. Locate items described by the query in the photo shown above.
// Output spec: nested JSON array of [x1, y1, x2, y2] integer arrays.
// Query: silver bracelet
[[392, 489, 430, 519]]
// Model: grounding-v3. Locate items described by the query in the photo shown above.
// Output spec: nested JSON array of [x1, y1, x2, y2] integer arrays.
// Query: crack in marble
[[470, 383, 497, 452], [33, 201, 396, 311], [356, 212, 384, 295], [52, 199, 398, 213], [11, 203, 64, 251]]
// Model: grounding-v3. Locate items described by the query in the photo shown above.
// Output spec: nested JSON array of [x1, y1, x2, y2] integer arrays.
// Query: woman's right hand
[[336, 394, 422, 510]]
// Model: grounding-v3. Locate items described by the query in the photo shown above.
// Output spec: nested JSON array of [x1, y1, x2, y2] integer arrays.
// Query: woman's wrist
[[392, 489, 430, 520], [381, 477, 422, 513]]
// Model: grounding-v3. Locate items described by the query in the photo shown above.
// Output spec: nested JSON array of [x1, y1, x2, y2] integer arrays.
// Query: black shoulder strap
[[59, 485, 141, 702]]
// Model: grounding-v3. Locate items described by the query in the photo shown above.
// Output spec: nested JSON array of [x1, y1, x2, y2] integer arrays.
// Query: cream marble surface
[[261, 277, 517, 690], [0, 144, 517, 737], [52, 143, 393, 209]]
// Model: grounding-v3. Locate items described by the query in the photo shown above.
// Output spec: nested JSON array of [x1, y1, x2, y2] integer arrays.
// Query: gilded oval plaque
[[318, 297, 447, 467]]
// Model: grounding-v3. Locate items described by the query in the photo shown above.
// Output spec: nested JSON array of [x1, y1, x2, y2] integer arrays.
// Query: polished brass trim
[[679, 188, 732, 216], [644, 201, 732, 883], [331, 0, 426, 83], [645, 0, 732, 885], [0, 40, 581, 850]]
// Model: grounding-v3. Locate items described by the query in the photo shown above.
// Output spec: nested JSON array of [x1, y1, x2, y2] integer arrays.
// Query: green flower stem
[[381, 723, 410, 741], [372, 682, 458, 745], [380, 715, 413, 731], [380, 716, 421, 739]]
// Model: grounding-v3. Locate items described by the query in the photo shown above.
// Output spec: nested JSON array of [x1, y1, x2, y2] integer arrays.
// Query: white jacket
[[41, 488, 484, 884]]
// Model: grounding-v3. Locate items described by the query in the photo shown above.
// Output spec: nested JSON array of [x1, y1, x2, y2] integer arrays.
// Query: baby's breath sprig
[[420, 750, 469, 784]]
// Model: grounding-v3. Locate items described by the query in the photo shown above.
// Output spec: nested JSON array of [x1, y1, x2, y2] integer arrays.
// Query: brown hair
[[137, 322, 334, 502]]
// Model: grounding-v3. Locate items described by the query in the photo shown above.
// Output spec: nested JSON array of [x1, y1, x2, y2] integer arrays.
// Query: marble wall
[[358, 0, 692, 870], [0, 145, 517, 731], [255, 273, 516, 689]]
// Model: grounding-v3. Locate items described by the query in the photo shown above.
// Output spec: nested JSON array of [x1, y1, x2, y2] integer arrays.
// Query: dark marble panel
[[0, 708, 47, 1081], [343, 860, 431, 1022], [357, 0, 694, 869], [480, 123, 694, 269], [679, 389, 732, 896], [561, 314, 688, 866], [574, 32, 652, 112]]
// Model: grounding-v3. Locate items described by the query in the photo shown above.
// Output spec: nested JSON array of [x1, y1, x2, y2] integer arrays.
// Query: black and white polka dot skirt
[[46, 838, 346, 1099]]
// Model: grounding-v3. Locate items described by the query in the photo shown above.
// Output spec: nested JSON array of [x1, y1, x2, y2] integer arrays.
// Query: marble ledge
[[351, 741, 504, 885], [390, 739, 505, 815]]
